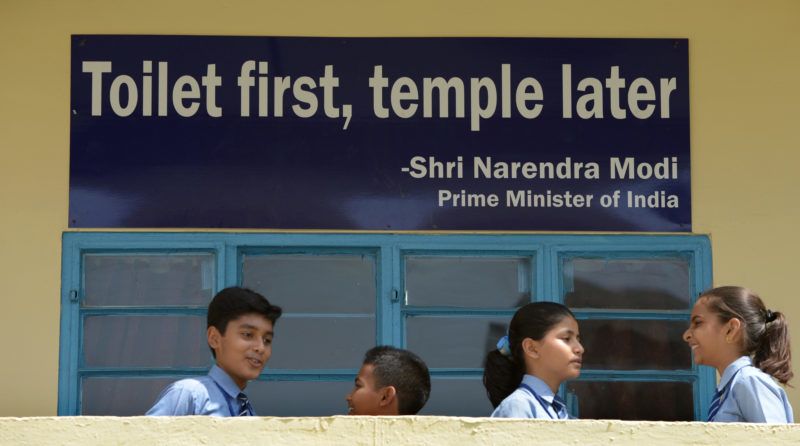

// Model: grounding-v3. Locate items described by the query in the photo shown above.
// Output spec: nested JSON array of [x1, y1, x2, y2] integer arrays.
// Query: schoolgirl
[[683, 286, 793, 423], [483, 302, 583, 419]]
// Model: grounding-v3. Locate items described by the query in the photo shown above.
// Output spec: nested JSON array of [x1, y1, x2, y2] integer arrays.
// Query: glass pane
[[268, 317, 375, 369], [563, 257, 691, 310], [405, 256, 532, 308], [83, 253, 214, 307], [249, 380, 354, 416], [580, 319, 692, 370], [568, 380, 694, 421], [83, 315, 209, 368], [420, 378, 495, 416], [242, 254, 376, 313], [82, 377, 186, 415], [406, 316, 509, 368]]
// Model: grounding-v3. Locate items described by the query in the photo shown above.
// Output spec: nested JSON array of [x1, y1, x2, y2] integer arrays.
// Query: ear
[[725, 318, 743, 343], [379, 385, 397, 407], [207, 326, 222, 350], [522, 338, 540, 359]]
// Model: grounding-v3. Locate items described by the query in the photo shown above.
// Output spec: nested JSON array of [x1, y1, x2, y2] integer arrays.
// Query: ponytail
[[753, 311, 793, 385], [701, 286, 793, 385], [482, 302, 575, 407], [483, 349, 525, 407]]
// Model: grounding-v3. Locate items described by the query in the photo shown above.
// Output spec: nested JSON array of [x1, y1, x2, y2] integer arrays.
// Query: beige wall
[[1, 0, 799, 418], [2, 417, 800, 445]]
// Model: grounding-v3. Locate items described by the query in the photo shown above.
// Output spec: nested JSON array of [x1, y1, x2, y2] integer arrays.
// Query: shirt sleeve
[[491, 394, 536, 418], [732, 374, 791, 423], [145, 381, 201, 416]]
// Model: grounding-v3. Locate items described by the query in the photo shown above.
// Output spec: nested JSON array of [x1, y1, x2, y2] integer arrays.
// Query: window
[[59, 233, 712, 419]]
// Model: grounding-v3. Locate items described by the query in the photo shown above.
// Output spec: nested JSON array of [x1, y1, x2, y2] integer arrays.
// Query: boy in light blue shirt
[[147, 287, 282, 416]]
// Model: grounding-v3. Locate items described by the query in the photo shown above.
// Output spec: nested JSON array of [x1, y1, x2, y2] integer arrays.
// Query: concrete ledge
[[1, 416, 799, 445]]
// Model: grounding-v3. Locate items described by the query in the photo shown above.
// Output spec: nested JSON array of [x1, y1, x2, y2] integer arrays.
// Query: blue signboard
[[70, 36, 690, 231]]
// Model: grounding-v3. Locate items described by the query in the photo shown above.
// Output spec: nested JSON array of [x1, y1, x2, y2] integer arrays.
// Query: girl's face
[[527, 316, 584, 387], [683, 297, 738, 370]]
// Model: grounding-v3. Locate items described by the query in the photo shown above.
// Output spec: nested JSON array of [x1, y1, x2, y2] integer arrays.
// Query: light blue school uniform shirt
[[709, 356, 793, 423], [491, 374, 570, 419], [146, 365, 254, 416]]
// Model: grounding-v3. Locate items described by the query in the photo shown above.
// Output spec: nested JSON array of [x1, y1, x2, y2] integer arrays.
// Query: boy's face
[[346, 363, 391, 415], [208, 313, 274, 389]]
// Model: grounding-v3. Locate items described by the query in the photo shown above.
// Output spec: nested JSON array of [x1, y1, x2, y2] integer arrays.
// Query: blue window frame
[[59, 232, 712, 418]]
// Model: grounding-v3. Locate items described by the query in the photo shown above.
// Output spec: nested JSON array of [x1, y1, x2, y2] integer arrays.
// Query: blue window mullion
[[378, 242, 395, 347], [575, 369, 697, 381], [545, 241, 562, 303], [571, 310, 690, 321], [58, 236, 81, 415]]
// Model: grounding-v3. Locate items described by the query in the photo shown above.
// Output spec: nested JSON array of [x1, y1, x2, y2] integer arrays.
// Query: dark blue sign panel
[[70, 36, 690, 231]]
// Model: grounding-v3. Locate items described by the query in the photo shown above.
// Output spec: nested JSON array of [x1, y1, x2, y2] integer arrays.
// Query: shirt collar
[[209, 364, 243, 398], [717, 356, 751, 391], [521, 374, 556, 402]]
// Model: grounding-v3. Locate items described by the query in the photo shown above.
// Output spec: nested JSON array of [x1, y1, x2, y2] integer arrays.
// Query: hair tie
[[765, 309, 777, 323], [496, 335, 512, 357]]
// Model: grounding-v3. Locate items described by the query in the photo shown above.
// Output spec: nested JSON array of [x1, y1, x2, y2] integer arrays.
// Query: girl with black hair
[[483, 302, 584, 418]]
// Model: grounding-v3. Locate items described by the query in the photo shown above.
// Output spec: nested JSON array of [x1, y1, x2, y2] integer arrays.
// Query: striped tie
[[552, 395, 568, 419], [237, 393, 253, 416], [706, 387, 724, 421]]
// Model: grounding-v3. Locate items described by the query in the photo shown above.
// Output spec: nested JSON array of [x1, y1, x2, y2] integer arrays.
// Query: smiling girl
[[683, 286, 793, 423], [483, 302, 583, 419]]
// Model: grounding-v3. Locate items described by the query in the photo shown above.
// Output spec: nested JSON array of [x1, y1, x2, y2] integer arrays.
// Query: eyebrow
[[239, 324, 273, 336]]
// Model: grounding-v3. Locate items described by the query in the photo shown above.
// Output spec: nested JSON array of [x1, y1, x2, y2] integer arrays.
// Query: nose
[[253, 338, 267, 352], [575, 340, 585, 355], [682, 328, 691, 343], [345, 390, 353, 403]]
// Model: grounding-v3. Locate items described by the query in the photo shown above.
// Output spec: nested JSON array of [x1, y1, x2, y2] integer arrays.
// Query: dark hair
[[700, 286, 792, 385], [207, 287, 282, 358], [363, 346, 431, 415], [483, 302, 575, 407]]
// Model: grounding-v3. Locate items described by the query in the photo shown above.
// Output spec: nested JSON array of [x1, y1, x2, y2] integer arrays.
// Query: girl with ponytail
[[483, 302, 584, 419], [683, 286, 794, 423]]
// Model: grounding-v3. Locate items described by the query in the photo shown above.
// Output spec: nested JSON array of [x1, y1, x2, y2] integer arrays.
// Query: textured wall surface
[[2, 416, 800, 445]]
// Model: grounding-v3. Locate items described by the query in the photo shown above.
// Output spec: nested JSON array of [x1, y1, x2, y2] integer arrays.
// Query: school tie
[[237, 392, 253, 416], [706, 387, 724, 421], [552, 395, 568, 419]]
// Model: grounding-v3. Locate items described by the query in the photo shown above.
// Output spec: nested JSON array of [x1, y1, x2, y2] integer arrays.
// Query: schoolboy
[[345, 346, 431, 415], [146, 287, 282, 416]]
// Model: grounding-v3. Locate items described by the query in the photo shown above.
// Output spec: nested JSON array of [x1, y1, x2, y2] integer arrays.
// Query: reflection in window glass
[[267, 317, 375, 369], [406, 316, 509, 369], [579, 319, 692, 370], [83, 254, 214, 307], [405, 256, 532, 308], [243, 254, 376, 313], [82, 377, 186, 415], [568, 380, 693, 421], [563, 257, 691, 310], [83, 315, 209, 368], [420, 378, 494, 416], [250, 380, 354, 416]]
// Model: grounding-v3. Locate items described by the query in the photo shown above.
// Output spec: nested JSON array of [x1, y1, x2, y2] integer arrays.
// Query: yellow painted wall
[[1, 0, 799, 419]]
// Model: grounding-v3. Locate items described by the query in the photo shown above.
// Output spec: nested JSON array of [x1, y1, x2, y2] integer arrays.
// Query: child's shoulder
[[492, 389, 536, 418], [164, 375, 215, 396], [733, 365, 784, 394]]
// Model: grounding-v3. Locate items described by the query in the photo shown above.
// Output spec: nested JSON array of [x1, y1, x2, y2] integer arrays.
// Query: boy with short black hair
[[345, 346, 431, 415], [147, 287, 282, 416]]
